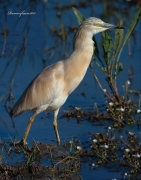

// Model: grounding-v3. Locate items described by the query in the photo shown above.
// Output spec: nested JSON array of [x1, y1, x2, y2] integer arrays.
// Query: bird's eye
[[94, 23, 100, 26]]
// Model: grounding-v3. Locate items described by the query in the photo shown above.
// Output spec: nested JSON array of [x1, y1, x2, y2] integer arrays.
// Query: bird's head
[[81, 17, 118, 36], [73, 17, 123, 49]]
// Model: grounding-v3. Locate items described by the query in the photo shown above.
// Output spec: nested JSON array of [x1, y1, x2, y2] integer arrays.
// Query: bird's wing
[[10, 61, 66, 117]]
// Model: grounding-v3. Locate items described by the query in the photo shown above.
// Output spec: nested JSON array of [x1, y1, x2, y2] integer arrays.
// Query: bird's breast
[[65, 49, 93, 95], [48, 95, 68, 110]]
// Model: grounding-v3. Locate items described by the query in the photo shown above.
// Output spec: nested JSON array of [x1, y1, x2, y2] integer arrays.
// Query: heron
[[10, 17, 118, 146]]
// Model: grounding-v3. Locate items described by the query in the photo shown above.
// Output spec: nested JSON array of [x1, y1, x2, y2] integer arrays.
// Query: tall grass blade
[[102, 31, 113, 64], [112, 19, 124, 61], [116, 8, 141, 63], [72, 7, 85, 24]]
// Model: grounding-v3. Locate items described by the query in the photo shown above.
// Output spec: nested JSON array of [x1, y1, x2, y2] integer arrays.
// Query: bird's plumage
[[10, 17, 116, 145]]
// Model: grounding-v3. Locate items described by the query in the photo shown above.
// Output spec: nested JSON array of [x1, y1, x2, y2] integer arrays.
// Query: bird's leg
[[53, 108, 60, 145], [13, 116, 35, 146], [22, 116, 35, 145], [13, 107, 47, 147]]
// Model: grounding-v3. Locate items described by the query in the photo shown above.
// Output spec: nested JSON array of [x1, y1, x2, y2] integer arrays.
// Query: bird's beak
[[115, 26, 124, 29], [102, 23, 124, 29], [102, 23, 118, 29]]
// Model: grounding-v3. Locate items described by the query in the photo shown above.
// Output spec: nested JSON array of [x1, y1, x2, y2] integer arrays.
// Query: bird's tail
[[9, 99, 25, 117]]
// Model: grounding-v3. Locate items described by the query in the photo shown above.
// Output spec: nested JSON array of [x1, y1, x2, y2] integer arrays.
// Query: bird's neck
[[69, 32, 94, 70], [64, 32, 94, 94]]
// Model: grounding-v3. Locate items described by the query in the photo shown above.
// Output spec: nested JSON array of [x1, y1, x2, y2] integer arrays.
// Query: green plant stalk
[[112, 9, 141, 101], [112, 81, 121, 102], [90, 64, 112, 100], [26, 150, 36, 166], [102, 30, 121, 101], [115, 7, 141, 80], [93, 36, 105, 68], [111, 9, 140, 101], [111, 20, 124, 81]]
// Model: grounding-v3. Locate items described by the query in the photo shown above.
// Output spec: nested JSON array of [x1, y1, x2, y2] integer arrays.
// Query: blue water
[[0, 1, 141, 179]]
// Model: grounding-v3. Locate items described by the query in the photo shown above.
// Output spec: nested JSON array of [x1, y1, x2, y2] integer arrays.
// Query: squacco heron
[[10, 17, 117, 146]]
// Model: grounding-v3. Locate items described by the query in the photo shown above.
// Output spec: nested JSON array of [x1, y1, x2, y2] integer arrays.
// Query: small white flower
[[92, 163, 95, 167], [103, 89, 107, 92], [125, 148, 130, 152], [76, 146, 82, 150], [136, 153, 141, 158], [75, 107, 81, 111], [108, 126, 111, 130], [116, 107, 125, 111], [137, 109, 141, 113], [100, 144, 109, 149], [104, 144, 109, 149], [120, 107, 125, 112], [132, 153, 141, 158], [124, 173, 128, 176], [127, 80, 130, 85], [93, 139, 98, 143], [109, 102, 114, 106], [128, 132, 134, 135]]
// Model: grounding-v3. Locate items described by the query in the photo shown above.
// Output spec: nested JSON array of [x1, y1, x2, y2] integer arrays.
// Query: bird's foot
[[12, 139, 27, 147]]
